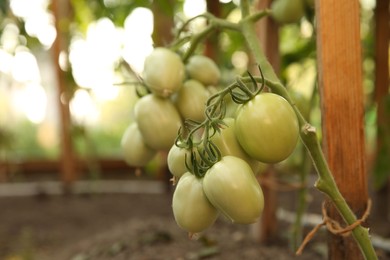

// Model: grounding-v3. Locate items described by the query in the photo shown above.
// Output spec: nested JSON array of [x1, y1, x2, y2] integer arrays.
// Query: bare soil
[[0, 179, 389, 260]]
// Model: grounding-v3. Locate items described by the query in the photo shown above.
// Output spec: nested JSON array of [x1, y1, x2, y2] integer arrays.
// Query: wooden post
[[51, 0, 77, 191], [373, 0, 390, 225], [151, 1, 175, 47], [316, 0, 369, 259], [253, 0, 279, 243], [255, 0, 280, 72], [151, 2, 175, 192], [205, 0, 221, 61]]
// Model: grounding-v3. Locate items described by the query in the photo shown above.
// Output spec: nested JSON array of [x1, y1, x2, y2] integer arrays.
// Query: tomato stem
[[172, 12, 240, 63], [182, 25, 215, 63]]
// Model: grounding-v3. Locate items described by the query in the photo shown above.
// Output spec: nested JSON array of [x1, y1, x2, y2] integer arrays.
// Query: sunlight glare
[[0, 23, 20, 52], [300, 19, 313, 38], [10, 0, 56, 48], [11, 48, 41, 83], [10, 0, 48, 18], [25, 13, 57, 48], [12, 83, 47, 124], [183, 0, 206, 18], [70, 89, 99, 125], [69, 18, 121, 101], [124, 7, 154, 36], [122, 7, 154, 73], [0, 49, 14, 74], [360, 0, 376, 9]]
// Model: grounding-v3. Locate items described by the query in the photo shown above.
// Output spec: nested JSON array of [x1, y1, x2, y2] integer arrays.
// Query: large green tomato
[[186, 55, 221, 86], [143, 48, 185, 97], [271, 0, 305, 24], [172, 79, 209, 122], [202, 156, 264, 224], [210, 117, 265, 174], [134, 94, 182, 151], [121, 123, 157, 167], [172, 172, 219, 234], [235, 93, 299, 164]]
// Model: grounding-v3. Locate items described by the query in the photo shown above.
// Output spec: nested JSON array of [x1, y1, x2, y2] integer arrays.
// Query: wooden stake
[[253, 0, 279, 243], [316, 0, 368, 258], [205, 0, 221, 60], [51, 0, 77, 191], [151, 3, 175, 192], [373, 0, 390, 226], [151, 0, 175, 47]]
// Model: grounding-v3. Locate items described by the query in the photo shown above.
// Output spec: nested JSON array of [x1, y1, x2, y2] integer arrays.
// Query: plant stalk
[[239, 1, 377, 259]]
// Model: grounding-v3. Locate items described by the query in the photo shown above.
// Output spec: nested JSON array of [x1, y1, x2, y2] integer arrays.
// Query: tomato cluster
[[121, 47, 300, 236], [121, 48, 220, 168], [170, 92, 299, 235]]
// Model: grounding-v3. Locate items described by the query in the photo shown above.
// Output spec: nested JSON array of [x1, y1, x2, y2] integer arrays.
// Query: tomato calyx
[[175, 119, 223, 178]]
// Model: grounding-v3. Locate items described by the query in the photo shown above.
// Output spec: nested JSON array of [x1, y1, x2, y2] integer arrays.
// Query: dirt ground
[[0, 178, 389, 260]]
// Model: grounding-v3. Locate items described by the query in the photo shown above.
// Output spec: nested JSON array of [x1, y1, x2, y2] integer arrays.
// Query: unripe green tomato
[[186, 55, 221, 86], [203, 156, 264, 224], [121, 123, 157, 167], [167, 144, 191, 179], [143, 48, 185, 97], [172, 172, 219, 234], [235, 93, 299, 164], [210, 117, 265, 174], [134, 94, 182, 151], [172, 80, 209, 122], [271, 0, 305, 24]]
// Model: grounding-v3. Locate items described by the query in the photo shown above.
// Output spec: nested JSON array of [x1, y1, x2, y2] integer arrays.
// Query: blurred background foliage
[[0, 0, 386, 185]]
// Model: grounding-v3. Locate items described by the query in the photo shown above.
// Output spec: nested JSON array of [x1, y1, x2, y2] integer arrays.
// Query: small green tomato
[[186, 55, 221, 86], [172, 172, 219, 234], [121, 123, 157, 167], [271, 0, 305, 24], [134, 94, 182, 151], [203, 156, 264, 224], [143, 48, 185, 97], [172, 79, 209, 122], [167, 144, 191, 180]]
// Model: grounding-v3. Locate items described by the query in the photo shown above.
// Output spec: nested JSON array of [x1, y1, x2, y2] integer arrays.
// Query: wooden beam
[[316, 0, 368, 258]]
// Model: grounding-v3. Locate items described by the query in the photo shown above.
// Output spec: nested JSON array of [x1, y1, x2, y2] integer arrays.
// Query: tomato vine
[[120, 1, 377, 258], [168, 0, 377, 259]]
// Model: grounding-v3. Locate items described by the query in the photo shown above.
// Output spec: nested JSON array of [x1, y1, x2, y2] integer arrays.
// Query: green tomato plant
[[122, 1, 377, 259]]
